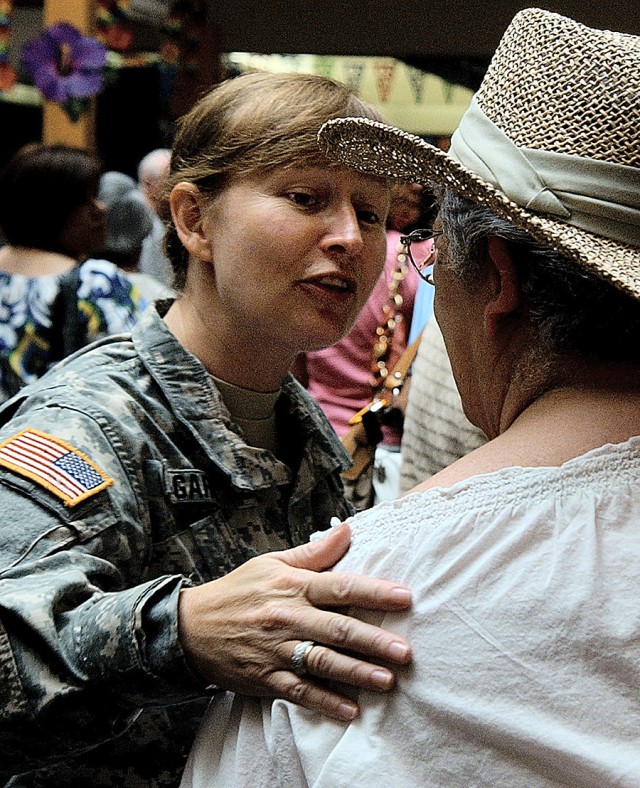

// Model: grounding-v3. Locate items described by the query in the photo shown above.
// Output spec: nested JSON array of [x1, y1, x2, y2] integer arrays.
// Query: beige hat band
[[450, 98, 640, 246]]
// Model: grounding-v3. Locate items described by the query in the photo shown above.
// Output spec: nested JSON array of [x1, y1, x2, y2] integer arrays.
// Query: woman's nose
[[321, 205, 364, 254]]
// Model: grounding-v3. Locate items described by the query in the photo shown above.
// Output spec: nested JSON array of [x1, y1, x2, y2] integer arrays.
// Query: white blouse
[[182, 437, 640, 787]]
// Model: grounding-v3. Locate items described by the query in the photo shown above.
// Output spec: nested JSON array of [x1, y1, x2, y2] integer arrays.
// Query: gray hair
[[438, 189, 640, 366], [137, 148, 171, 185]]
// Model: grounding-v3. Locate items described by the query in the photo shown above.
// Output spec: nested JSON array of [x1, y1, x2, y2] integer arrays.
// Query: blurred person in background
[[399, 315, 487, 492], [0, 144, 146, 402], [99, 170, 175, 304], [137, 146, 175, 287]]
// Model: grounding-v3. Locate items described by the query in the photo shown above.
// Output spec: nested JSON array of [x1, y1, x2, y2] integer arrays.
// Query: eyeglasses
[[399, 228, 444, 284]]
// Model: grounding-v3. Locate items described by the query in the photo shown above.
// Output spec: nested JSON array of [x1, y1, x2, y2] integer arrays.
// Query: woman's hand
[[178, 523, 412, 721]]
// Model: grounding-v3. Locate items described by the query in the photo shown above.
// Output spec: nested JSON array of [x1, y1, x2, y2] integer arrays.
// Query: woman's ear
[[483, 235, 522, 335], [169, 183, 213, 262]]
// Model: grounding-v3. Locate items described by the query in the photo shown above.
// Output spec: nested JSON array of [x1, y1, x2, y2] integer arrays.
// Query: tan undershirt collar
[[210, 374, 280, 454]]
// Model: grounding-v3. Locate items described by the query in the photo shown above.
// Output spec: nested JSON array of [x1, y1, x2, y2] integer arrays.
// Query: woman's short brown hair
[[162, 71, 386, 288]]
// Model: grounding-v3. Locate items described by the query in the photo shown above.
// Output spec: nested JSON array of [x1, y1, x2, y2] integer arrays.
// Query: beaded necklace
[[370, 238, 409, 394]]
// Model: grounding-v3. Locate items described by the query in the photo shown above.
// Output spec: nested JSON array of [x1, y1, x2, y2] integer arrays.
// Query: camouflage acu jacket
[[0, 307, 352, 786]]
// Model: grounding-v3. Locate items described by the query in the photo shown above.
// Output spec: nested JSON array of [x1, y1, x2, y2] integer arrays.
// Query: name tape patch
[[0, 428, 114, 506], [165, 467, 213, 504]]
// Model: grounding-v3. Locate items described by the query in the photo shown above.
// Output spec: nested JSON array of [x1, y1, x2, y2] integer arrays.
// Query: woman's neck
[[163, 297, 294, 392], [412, 364, 640, 494], [507, 378, 640, 456], [0, 246, 77, 277]]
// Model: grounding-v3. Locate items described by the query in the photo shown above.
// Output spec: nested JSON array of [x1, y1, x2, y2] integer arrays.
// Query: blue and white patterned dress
[[0, 257, 148, 402]]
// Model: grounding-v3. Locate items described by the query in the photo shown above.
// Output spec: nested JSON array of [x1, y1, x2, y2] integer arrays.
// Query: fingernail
[[390, 587, 411, 605], [371, 668, 393, 689], [337, 702, 359, 721], [388, 641, 410, 661]]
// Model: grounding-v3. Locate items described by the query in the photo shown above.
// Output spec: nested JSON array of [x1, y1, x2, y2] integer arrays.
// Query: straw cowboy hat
[[318, 7, 640, 299]]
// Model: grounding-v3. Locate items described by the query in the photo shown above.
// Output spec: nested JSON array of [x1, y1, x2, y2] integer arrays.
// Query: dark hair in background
[[439, 188, 640, 367], [0, 143, 102, 254]]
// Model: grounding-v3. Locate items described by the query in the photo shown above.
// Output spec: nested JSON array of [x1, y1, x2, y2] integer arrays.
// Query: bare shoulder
[[407, 440, 504, 493]]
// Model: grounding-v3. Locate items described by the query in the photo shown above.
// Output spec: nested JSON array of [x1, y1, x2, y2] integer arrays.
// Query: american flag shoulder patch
[[0, 428, 114, 506]]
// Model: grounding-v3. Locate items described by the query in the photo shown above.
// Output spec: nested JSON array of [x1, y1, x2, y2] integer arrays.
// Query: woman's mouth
[[299, 274, 357, 299]]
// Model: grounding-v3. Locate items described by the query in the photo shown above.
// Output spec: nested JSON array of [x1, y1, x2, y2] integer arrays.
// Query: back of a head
[[137, 148, 171, 186], [99, 173, 153, 268], [99, 170, 137, 206], [0, 143, 101, 253], [387, 181, 434, 233], [163, 71, 387, 288]]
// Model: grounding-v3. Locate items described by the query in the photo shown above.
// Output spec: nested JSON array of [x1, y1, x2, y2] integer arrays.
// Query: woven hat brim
[[319, 117, 640, 301]]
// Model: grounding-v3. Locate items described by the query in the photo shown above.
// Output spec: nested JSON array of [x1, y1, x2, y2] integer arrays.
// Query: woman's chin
[[300, 326, 352, 353]]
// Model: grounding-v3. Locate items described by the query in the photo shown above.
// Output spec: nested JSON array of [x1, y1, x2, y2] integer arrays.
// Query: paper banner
[[223, 52, 473, 136], [313, 55, 334, 78], [373, 59, 396, 103], [407, 65, 426, 104], [341, 59, 366, 93]]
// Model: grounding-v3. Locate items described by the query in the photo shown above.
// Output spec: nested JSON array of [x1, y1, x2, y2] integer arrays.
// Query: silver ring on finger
[[290, 640, 316, 677]]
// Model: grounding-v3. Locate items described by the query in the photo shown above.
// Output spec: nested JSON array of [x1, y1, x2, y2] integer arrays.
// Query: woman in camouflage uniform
[[0, 73, 412, 786]]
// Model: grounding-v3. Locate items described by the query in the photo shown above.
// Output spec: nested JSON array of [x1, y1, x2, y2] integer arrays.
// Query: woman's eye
[[287, 191, 318, 208], [357, 209, 381, 226]]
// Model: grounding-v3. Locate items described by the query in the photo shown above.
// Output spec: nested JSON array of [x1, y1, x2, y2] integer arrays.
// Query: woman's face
[[198, 164, 390, 358], [432, 222, 488, 431]]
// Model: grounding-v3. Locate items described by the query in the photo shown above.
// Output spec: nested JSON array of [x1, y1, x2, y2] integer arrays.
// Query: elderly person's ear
[[483, 235, 522, 336], [170, 183, 213, 262]]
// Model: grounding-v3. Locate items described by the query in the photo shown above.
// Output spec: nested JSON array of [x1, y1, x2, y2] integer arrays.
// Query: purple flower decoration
[[21, 22, 106, 104]]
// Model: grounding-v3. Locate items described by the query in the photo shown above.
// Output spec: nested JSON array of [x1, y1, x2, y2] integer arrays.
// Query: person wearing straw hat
[[181, 8, 640, 786]]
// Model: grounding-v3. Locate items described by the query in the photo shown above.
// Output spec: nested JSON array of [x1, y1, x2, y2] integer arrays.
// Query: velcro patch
[[0, 428, 114, 506]]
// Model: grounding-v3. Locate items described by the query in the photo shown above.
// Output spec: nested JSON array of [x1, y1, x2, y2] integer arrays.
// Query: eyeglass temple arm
[[400, 228, 435, 244]]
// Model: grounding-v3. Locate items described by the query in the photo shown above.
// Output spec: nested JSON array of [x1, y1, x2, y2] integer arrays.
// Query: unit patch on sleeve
[[0, 428, 114, 506]]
